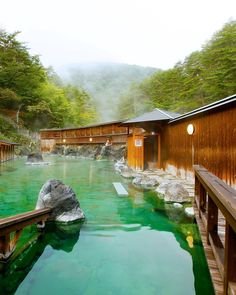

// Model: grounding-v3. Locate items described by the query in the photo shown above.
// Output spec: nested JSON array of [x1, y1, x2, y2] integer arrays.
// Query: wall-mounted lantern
[[89, 137, 93, 142], [63, 139, 66, 143], [187, 124, 195, 135], [151, 131, 155, 135]]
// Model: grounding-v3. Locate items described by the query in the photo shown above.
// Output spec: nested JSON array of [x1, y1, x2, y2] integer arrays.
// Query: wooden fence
[[0, 141, 16, 163], [194, 165, 236, 295], [0, 208, 52, 261]]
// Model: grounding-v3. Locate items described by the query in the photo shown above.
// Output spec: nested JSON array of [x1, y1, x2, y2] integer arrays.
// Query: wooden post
[[0, 234, 11, 259], [224, 222, 236, 294], [199, 183, 207, 214], [157, 134, 161, 168], [207, 195, 218, 245]]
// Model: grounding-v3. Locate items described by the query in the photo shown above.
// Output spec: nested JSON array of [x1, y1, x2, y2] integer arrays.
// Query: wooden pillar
[[0, 234, 11, 259], [157, 134, 161, 168], [207, 195, 218, 244], [199, 183, 207, 214], [224, 223, 236, 294]]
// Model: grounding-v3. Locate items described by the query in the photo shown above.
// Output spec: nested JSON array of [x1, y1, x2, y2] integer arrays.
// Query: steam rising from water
[[56, 62, 157, 121]]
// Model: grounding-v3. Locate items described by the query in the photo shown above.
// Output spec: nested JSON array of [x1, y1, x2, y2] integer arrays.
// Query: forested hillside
[[117, 20, 236, 119], [1, 20, 235, 144], [0, 29, 97, 140], [57, 63, 157, 121]]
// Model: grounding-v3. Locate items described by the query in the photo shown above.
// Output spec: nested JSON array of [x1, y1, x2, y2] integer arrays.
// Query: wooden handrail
[[194, 165, 236, 295], [194, 165, 236, 232], [0, 208, 52, 261], [0, 208, 52, 229]]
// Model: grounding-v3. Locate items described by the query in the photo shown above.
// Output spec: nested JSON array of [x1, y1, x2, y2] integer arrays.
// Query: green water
[[0, 157, 214, 295]]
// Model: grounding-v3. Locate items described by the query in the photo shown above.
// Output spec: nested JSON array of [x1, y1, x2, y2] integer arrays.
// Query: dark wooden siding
[[161, 104, 236, 187]]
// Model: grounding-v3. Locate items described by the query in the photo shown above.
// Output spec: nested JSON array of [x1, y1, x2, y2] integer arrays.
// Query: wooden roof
[[122, 108, 180, 125], [40, 120, 124, 132], [169, 93, 236, 123], [0, 140, 19, 145]]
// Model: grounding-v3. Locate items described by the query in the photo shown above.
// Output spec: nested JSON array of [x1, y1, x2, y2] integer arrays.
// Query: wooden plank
[[161, 105, 235, 187], [224, 223, 236, 294], [113, 182, 129, 196], [0, 208, 52, 228], [194, 202, 224, 295], [0, 208, 52, 235], [228, 282, 236, 295], [194, 165, 236, 233]]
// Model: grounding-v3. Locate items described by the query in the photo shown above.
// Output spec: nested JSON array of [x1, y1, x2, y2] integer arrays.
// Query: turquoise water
[[0, 157, 214, 295]]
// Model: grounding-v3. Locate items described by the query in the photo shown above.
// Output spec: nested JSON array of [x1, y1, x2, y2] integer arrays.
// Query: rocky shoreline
[[115, 160, 195, 217], [25, 146, 195, 219]]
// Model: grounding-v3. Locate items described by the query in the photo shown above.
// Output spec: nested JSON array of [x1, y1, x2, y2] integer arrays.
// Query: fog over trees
[[0, 20, 235, 143]]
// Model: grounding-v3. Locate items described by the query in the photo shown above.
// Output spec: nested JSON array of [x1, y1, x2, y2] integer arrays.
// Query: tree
[[117, 20, 236, 117], [0, 29, 46, 106]]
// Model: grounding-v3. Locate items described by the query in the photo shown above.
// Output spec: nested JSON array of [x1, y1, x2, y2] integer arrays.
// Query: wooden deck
[[194, 202, 224, 294], [194, 165, 236, 295]]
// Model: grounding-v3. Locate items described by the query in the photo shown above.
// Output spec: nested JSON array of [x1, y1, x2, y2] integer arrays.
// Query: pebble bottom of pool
[[0, 157, 214, 295]]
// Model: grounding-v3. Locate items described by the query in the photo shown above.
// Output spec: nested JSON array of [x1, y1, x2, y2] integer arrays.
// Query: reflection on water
[[0, 157, 214, 295], [0, 222, 82, 294]]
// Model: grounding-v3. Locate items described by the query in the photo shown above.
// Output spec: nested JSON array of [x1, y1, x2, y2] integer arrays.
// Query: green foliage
[[117, 20, 236, 118], [0, 29, 98, 132], [0, 87, 20, 109], [0, 30, 46, 105], [0, 115, 30, 145]]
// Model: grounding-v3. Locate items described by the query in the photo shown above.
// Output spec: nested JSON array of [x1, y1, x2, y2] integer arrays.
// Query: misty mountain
[[56, 62, 158, 121]]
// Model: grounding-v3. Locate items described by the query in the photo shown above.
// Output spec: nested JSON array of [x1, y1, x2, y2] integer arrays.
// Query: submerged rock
[[36, 179, 85, 223]]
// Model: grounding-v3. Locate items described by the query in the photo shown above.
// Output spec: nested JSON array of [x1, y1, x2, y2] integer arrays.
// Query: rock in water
[[132, 176, 159, 190], [164, 182, 191, 203], [27, 152, 44, 163], [36, 179, 85, 222], [185, 207, 194, 217]]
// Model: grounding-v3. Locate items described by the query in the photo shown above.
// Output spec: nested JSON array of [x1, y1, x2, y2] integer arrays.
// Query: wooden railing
[[194, 165, 236, 295], [0, 208, 52, 261]]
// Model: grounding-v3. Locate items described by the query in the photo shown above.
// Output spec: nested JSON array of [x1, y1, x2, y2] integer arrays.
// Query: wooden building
[[0, 140, 17, 163], [40, 94, 235, 187], [123, 94, 236, 188], [122, 109, 180, 171], [40, 120, 129, 152]]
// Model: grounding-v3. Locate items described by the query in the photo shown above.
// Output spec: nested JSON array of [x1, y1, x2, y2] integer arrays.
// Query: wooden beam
[[0, 208, 52, 261]]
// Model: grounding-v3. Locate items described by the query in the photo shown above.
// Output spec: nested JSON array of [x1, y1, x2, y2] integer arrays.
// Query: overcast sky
[[0, 0, 235, 70]]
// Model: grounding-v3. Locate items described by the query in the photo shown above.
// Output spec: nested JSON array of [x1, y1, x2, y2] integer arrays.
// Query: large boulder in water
[[36, 179, 85, 222]]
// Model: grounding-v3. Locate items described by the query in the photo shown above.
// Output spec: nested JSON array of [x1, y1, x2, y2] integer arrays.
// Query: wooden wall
[[0, 142, 15, 163], [40, 123, 129, 152], [127, 134, 144, 170], [161, 103, 236, 187]]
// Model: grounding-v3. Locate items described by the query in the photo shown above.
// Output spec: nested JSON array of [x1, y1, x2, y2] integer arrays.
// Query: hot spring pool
[[0, 156, 214, 295]]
